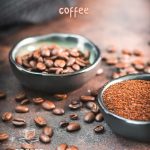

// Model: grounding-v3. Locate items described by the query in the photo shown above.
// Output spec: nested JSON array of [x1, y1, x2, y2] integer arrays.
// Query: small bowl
[[9, 33, 101, 93], [98, 74, 150, 141]]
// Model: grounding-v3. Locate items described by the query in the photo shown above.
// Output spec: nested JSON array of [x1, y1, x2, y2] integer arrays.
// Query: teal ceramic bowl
[[9, 33, 101, 93]]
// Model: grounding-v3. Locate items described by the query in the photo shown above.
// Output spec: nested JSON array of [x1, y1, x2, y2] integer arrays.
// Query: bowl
[[98, 73, 150, 141], [9, 33, 101, 93]]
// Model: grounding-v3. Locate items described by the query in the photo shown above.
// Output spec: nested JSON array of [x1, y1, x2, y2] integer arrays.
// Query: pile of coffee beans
[[102, 47, 150, 78], [103, 80, 150, 121], [15, 44, 91, 74]]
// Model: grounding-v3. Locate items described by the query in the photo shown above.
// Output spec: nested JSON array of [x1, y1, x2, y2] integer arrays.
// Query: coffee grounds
[[103, 80, 150, 121]]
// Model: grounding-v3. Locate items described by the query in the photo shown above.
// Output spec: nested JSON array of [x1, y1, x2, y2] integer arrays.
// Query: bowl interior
[[12, 33, 99, 65]]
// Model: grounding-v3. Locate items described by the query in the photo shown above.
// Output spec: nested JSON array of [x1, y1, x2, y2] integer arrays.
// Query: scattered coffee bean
[[59, 120, 69, 128], [20, 98, 30, 105], [15, 105, 29, 113], [95, 113, 104, 122], [86, 102, 97, 110], [80, 95, 95, 102], [43, 126, 53, 137], [94, 125, 104, 134], [0, 90, 6, 99], [2, 112, 13, 122], [91, 104, 100, 114], [32, 97, 45, 104], [42, 100, 55, 111], [90, 90, 98, 97], [84, 112, 95, 123], [69, 113, 78, 120], [54, 94, 68, 100], [15, 92, 26, 102], [34, 116, 47, 127], [0, 133, 9, 141], [21, 143, 35, 149], [12, 118, 26, 127], [66, 145, 79, 150], [68, 101, 82, 110], [134, 64, 145, 71], [39, 134, 51, 143], [25, 130, 36, 141], [56, 143, 68, 150], [66, 122, 81, 132], [52, 108, 65, 115]]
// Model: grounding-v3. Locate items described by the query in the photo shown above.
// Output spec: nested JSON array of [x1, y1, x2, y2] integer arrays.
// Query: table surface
[[0, 0, 150, 149]]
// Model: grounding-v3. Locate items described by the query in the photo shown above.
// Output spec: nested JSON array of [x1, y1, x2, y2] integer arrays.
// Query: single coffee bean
[[34, 116, 47, 127], [75, 59, 86, 67], [41, 48, 51, 57], [66, 145, 79, 150], [44, 59, 53, 68], [15, 105, 29, 113], [91, 90, 99, 97], [39, 134, 51, 143], [36, 62, 46, 71], [86, 102, 97, 110], [95, 113, 104, 122], [54, 59, 66, 68], [67, 57, 76, 66], [134, 64, 145, 71], [106, 57, 118, 65], [21, 143, 35, 149], [80, 95, 95, 102], [69, 113, 78, 120], [144, 66, 150, 73], [91, 105, 100, 114], [42, 100, 55, 111], [84, 112, 95, 123], [29, 60, 37, 68], [43, 126, 53, 137], [33, 50, 40, 59], [2, 112, 13, 121], [68, 102, 82, 110], [133, 49, 144, 56], [12, 118, 26, 127], [70, 50, 80, 57], [0, 90, 6, 99], [66, 122, 81, 132], [52, 108, 65, 115], [59, 120, 69, 128], [15, 92, 26, 102], [54, 94, 68, 100], [94, 125, 104, 134], [121, 49, 132, 55], [20, 98, 30, 105], [56, 143, 68, 150], [0, 133, 9, 141], [72, 64, 80, 71], [32, 97, 45, 104], [16, 56, 23, 65]]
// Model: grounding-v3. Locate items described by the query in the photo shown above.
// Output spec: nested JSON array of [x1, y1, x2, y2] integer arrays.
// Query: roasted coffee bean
[[20, 98, 30, 105], [2, 112, 13, 121], [115, 62, 129, 69], [29, 60, 36, 68], [66, 145, 79, 150], [15, 92, 26, 102], [5, 148, 16, 150], [32, 97, 45, 104], [41, 48, 51, 57], [121, 49, 132, 55], [95, 113, 104, 122], [83, 50, 90, 59], [52, 108, 65, 115], [75, 58, 86, 67], [54, 94, 68, 100], [91, 105, 100, 114], [25, 130, 36, 140], [54, 59, 66, 68], [33, 50, 40, 59], [144, 66, 150, 73], [43, 126, 53, 137], [12, 118, 26, 126], [134, 64, 145, 71], [21, 143, 35, 150], [96, 68, 103, 76], [59, 120, 69, 128], [34, 116, 47, 127], [94, 125, 104, 133], [84, 112, 95, 123], [68, 101, 82, 110], [86, 102, 97, 110], [39, 134, 51, 143], [56, 68, 63, 74], [133, 49, 143, 56], [72, 64, 80, 71], [56, 143, 68, 150], [132, 59, 145, 66], [70, 50, 80, 57], [80, 95, 95, 102], [42, 100, 55, 111], [112, 72, 120, 79], [106, 57, 118, 65], [0, 90, 6, 99], [44, 59, 53, 67], [15, 105, 29, 113], [91, 90, 99, 97], [36, 62, 46, 71], [0, 133, 9, 141], [16, 56, 23, 65], [67, 57, 76, 66], [66, 122, 81, 132], [69, 113, 78, 120]]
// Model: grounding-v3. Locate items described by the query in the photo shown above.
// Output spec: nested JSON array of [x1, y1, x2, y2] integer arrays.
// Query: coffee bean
[[91, 105, 100, 114], [41, 48, 51, 57], [86, 102, 97, 110], [84, 112, 95, 123], [54, 94, 68, 100], [15, 105, 29, 113], [66, 145, 79, 150], [112, 72, 120, 79], [39, 134, 51, 143], [70, 50, 80, 57], [54, 59, 66, 68], [0, 90, 6, 99], [90, 90, 99, 97], [5, 148, 16, 150], [0, 133, 9, 141], [56, 143, 68, 150], [59, 120, 69, 128], [106, 57, 118, 65], [56, 68, 63, 74], [72, 64, 80, 71], [75, 58, 86, 67], [12, 118, 26, 126], [80, 95, 95, 102], [66, 122, 80, 132], [115, 62, 129, 69], [68, 101, 82, 110], [43, 126, 53, 137], [36, 62, 46, 71], [121, 49, 132, 55], [21, 143, 35, 150], [15, 92, 26, 102], [134, 64, 145, 71], [20, 98, 30, 105], [52, 108, 65, 115], [133, 49, 143, 56], [69, 113, 78, 120], [32, 97, 45, 104], [34, 116, 47, 127], [95, 113, 104, 122], [25, 130, 36, 140], [96, 68, 103, 76], [94, 125, 104, 134], [144, 66, 150, 73], [16, 56, 23, 65], [132, 59, 145, 66], [67, 57, 76, 66], [44, 59, 53, 67], [42, 100, 55, 111], [83, 49, 90, 59], [2, 112, 13, 121]]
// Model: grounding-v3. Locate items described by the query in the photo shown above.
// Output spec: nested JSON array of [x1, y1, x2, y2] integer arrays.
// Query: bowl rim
[[98, 73, 150, 125], [9, 33, 101, 77]]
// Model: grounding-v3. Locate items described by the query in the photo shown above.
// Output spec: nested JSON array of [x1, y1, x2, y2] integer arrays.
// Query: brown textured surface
[[0, 0, 150, 149]]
